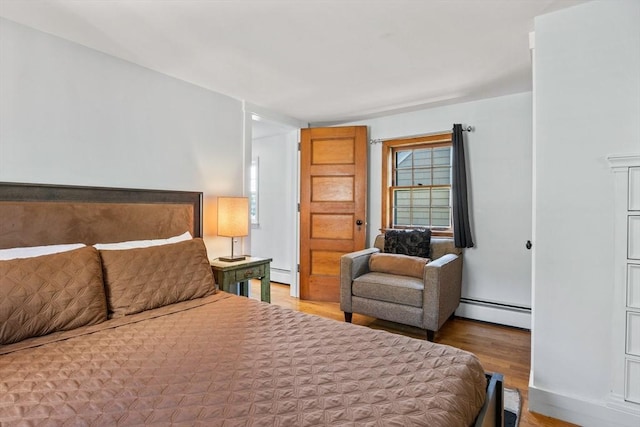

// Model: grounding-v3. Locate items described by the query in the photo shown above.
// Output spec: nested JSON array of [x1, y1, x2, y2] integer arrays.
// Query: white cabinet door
[[629, 264, 640, 309], [630, 216, 640, 260], [630, 167, 640, 211], [628, 312, 640, 356], [626, 359, 640, 403]]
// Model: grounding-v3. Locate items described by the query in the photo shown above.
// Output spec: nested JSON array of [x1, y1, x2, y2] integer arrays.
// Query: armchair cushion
[[383, 229, 431, 258], [369, 252, 429, 279], [353, 272, 423, 307]]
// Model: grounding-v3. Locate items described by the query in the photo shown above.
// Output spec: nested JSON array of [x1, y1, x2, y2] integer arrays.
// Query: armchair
[[340, 234, 463, 341]]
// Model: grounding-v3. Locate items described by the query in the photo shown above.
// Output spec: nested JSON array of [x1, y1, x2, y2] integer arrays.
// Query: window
[[250, 158, 259, 227], [382, 133, 453, 235]]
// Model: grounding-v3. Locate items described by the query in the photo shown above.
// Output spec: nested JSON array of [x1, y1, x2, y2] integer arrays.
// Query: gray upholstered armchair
[[340, 234, 462, 341]]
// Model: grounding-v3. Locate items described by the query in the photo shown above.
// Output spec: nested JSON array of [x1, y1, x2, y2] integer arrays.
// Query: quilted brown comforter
[[0, 293, 486, 426]]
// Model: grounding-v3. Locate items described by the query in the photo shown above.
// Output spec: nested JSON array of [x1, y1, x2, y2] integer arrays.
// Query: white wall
[[531, 1, 640, 426], [346, 92, 533, 327], [0, 18, 245, 258], [251, 130, 297, 284]]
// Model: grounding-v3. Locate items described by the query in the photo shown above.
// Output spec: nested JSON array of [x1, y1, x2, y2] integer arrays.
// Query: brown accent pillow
[[100, 238, 215, 318], [369, 252, 429, 279], [0, 246, 107, 345]]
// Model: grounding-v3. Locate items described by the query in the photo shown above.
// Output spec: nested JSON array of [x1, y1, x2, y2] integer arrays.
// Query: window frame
[[381, 132, 453, 236]]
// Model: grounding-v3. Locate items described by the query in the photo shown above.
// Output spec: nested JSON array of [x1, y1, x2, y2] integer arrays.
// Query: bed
[[0, 182, 503, 427]]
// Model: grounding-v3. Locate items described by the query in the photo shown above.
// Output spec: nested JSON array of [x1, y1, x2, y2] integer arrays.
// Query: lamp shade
[[217, 197, 249, 237]]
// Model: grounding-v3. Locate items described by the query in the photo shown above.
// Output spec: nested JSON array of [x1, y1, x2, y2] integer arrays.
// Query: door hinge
[[298, 142, 301, 151], [297, 203, 300, 212], [297, 264, 300, 272]]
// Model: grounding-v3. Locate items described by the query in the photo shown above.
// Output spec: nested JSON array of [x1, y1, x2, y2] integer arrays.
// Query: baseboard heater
[[271, 267, 290, 276], [457, 298, 531, 329], [460, 298, 531, 313], [270, 267, 292, 285]]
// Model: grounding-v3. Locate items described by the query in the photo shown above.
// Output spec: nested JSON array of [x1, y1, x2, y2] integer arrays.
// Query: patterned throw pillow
[[383, 229, 432, 259]]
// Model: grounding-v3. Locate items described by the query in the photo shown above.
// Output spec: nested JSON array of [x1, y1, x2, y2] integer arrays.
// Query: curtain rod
[[369, 125, 474, 145]]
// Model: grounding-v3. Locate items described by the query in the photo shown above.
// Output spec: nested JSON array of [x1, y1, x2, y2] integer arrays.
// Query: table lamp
[[217, 196, 249, 262]]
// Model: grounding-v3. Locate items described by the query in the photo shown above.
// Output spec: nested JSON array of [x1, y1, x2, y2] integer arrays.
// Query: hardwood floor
[[249, 281, 577, 427]]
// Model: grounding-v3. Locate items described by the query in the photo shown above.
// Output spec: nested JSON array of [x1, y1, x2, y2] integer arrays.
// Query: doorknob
[[356, 219, 363, 226]]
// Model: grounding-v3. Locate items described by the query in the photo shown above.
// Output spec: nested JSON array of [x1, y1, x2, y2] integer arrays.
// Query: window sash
[[389, 186, 452, 229], [381, 134, 453, 235]]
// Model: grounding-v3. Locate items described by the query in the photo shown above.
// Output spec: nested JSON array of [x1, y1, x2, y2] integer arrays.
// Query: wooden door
[[300, 126, 368, 301]]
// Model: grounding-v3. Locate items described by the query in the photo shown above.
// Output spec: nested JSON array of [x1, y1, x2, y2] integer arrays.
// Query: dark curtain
[[452, 124, 474, 248]]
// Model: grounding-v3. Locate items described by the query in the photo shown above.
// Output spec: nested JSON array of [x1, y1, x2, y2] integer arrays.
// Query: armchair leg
[[426, 330, 435, 342], [344, 312, 353, 323]]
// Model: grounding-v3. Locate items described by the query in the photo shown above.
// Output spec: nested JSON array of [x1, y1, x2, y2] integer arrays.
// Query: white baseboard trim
[[455, 299, 531, 329], [529, 384, 640, 427]]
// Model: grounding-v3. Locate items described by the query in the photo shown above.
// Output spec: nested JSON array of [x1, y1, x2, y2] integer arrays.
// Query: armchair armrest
[[422, 253, 463, 331], [340, 247, 380, 313]]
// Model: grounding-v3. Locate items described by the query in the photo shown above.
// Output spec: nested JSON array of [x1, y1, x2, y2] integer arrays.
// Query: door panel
[[300, 126, 367, 301], [311, 139, 355, 164], [310, 251, 343, 276], [311, 214, 354, 240], [311, 176, 354, 201]]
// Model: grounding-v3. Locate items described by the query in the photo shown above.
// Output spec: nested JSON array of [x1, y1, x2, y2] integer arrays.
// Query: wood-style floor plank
[[249, 281, 577, 427]]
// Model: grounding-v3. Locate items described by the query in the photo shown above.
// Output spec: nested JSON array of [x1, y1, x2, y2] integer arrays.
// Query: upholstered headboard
[[0, 182, 203, 249]]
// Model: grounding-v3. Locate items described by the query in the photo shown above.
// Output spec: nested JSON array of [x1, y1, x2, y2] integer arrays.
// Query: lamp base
[[219, 255, 246, 262]]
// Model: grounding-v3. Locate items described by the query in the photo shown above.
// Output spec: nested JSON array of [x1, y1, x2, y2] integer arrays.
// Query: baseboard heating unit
[[456, 298, 531, 330]]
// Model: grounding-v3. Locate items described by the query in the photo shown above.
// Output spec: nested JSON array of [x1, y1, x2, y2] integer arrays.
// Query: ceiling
[[0, 0, 587, 125]]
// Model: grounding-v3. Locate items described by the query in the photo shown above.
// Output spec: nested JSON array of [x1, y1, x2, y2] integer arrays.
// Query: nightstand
[[210, 257, 272, 303]]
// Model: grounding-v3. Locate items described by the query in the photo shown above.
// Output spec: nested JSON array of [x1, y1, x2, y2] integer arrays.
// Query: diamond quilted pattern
[[0, 294, 486, 426], [100, 238, 215, 317], [0, 246, 107, 345]]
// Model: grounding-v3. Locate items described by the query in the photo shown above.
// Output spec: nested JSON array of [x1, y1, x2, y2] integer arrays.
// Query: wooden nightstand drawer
[[234, 265, 265, 282]]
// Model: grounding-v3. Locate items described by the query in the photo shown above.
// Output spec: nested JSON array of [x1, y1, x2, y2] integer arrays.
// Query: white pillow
[[93, 231, 193, 250], [0, 243, 86, 261]]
